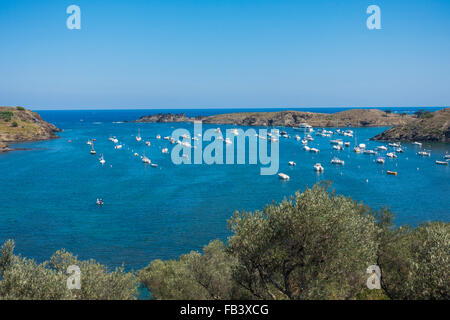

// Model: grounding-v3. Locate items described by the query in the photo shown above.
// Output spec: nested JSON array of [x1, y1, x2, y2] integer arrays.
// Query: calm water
[[0, 108, 449, 271]]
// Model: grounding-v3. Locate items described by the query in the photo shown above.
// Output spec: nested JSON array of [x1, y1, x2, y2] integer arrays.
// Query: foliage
[[378, 222, 449, 299], [227, 184, 379, 300], [0, 241, 138, 300], [138, 240, 250, 300], [16, 106, 25, 111], [0, 111, 13, 122]]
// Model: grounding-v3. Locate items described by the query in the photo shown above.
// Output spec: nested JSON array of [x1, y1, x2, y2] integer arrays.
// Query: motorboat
[[314, 163, 324, 172], [418, 151, 430, 157], [344, 142, 350, 147], [377, 146, 388, 151], [146, 141, 151, 146], [303, 145, 311, 151], [436, 160, 448, 165], [331, 158, 344, 165], [99, 154, 105, 165], [413, 141, 422, 147], [115, 144, 122, 149], [376, 157, 385, 164], [333, 145, 343, 151], [310, 148, 320, 153], [295, 123, 313, 132], [162, 148, 169, 154], [288, 161, 296, 166], [136, 129, 142, 142], [156, 135, 161, 139], [386, 152, 397, 158], [387, 171, 398, 176], [96, 198, 104, 206], [353, 147, 361, 153], [389, 142, 400, 147], [278, 173, 290, 180], [142, 155, 151, 164]]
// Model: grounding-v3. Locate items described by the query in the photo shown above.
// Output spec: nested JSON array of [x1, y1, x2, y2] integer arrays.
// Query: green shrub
[[16, 106, 25, 111], [0, 111, 13, 122], [11, 121, 18, 127]]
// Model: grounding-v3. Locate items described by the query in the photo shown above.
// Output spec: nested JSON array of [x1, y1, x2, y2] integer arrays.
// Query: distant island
[[135, 109, 414, 127], [134, 108, 450, 143], [372, 108, 449, 143], [0, 106, 61, 153]]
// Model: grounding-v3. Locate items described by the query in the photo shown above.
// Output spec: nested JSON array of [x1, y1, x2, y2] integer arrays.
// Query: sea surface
[[0, 107, 449, 271]]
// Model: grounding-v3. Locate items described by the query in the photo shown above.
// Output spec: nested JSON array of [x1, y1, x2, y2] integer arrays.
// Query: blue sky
[[1, 0, 449, 109]]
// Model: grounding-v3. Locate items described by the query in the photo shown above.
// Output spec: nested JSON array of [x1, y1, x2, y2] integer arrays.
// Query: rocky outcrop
[[134, 109, 414, 128], [0, 106, 61, 152], [134, 113, 204, 123], [371, 108, 450, 143]]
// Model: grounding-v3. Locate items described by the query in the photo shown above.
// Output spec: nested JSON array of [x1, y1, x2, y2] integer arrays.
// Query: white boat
[[295, 123, 313, 132], [444, 155, 450, 159], [99, 155, 105, 165], [146, 141, 151, 146], [377, 146, 388, 151], [302, 139, 308, 145], [162, 148, 169, 154], [359, 143, 366, 149], [115, 144, 122, 149], [278, 173, 290, 180], [288, 161, 296, 166], [353, 147, 361, 153], [142, 155, 151, 164], [386, 152, 397, 158], [413, 141, 422, 147], [156, 135, 161, 139], [113, 138, 119, 144], [418, 151, 430, 157], [376, 157, 385, 164], [344, 142, 350, 147], [331, 157, 344, 165], [333, 145, 343, 151], [87, 140, 93, 145], [389, 142, 400, 147], [395, 148, 404, 153], [90, 143, 96, 155], [310, 148, 320, 153], [330, 139, 343, 145], [295, 135, 301, 141], [363, 149, 377, 155], [224, 138, 232, 144], [306, 134, 314, 141], [151, 163, 158, 167], [436, 160, 448, 165], [136, 129, 142, 142], [303, 145, 311, 151], [314, 163, 324, 172], [134, 153, 139, 157]]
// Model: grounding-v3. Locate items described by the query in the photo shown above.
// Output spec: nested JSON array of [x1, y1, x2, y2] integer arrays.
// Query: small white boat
[[331, 157, 344, 165], [278, 173, 290, 180], [295, 135, 301, 141], [363, 149, 377, 155], [288, 161, 296, 166], [330, 139, 342, 145], [413, 141, 422, 147], [146, 141, 151, 146], [333, 145, 343, 151], [113, 138, 119, 144], [156, 135, 161, 139], [136, 129, 142, 142], [436, 160, 448, 165], [87, 140, 93, 146], [134, 152, 139, 157], [359, 143, 366, 149], [314, 163, 324, 172], [377, 146, 388, 151], [353, 147, 361, 153], [303, 145, 311, 151], [376, 157, 385, 164], [99, 155, 105, 165], [142, 155, 151, 164], [444, 155, 450, 159], [386, 152, 397, 158], [115, 144, 123, 149], [396, 148, 404, 153], [90, 143, 96, 155], [302, 139, 308, 145], [418, 151, 430, 157], [96, 198, 104, 206], [389, 142, 400, 147], [310, 148, 320, 153], [162, 148, 169, 154], [151, 163, 158, 167]]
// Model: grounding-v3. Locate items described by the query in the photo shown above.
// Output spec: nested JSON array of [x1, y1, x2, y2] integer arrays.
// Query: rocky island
[[372, 108, 449, 143], [134, 109, 414, 127], [0, 106, 61, 153]]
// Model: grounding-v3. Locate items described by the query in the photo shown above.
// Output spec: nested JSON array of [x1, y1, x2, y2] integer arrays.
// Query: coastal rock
[[371, 108, 449, 143], [0, 106, 61, 151], [134, 109, 414, 128], [134, 113, 204, 123]]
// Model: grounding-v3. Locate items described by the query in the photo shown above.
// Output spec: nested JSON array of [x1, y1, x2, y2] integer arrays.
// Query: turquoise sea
[[0, 108, 449, 271]]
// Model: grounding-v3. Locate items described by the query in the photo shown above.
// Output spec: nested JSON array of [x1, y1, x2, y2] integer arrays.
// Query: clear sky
[[1, 0, 449, 110]]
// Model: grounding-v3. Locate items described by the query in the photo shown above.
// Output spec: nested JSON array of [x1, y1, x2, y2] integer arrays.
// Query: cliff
[[371, 108, 450, 143], [0, 106, 61, 152]]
